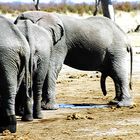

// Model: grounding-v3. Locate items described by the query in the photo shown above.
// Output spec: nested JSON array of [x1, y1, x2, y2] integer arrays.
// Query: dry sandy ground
[[1, 11, 140, 140]]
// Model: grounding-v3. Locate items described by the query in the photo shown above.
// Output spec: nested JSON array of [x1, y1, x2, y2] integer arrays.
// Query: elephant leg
[[41, 44, 67, 110], [0, 75, 17, 133], [0, 114, 16, 133], [108, 77, 121, 105], [15, 71, 26, 116], [111, 58, 132, 107], [33, 77, 44, 119], [15, 81, 25, 116], [41, 61, 63, 110], [21, 77, 33, 121], [0, 93, 17, 133], [22, 75, 45, 120], [117, 78, 133, 107], [33, 60, 49, 118], [22, 96, 33, 121]]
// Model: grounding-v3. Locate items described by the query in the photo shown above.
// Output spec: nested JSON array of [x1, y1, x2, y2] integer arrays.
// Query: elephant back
[[0, 15, 30, 54]]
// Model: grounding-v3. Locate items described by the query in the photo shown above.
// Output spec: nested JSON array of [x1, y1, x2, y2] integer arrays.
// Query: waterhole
[[59, 104, 111, 109]]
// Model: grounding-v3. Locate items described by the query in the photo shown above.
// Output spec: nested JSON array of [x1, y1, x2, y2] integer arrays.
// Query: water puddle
[[59, 104, 111, 109]]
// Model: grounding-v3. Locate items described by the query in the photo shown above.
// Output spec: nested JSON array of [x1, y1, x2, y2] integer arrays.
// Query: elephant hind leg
[[110, 62, 132, 107], [108, 75, 122, 105], [0, 94, 17, 132], [32, 70, 47, 119], [0, 115, 16, 133], [100, 72, 121, 105], [0, 75, 17, 132]]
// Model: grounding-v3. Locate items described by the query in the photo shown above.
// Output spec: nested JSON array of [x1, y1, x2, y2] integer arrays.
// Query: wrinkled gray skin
[[15, 20, 53, 121], [15, 11, 133, 109], [0, 16, 30, 133]]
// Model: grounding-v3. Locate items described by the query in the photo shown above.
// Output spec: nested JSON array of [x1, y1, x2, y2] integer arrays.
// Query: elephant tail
[[100, 73, 107, 96], [25, 56, 29, 98], [25, 20, 35, 98], [127, 45, 133, 90]]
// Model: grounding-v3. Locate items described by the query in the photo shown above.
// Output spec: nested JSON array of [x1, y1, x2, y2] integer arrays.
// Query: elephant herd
[[0, 11, 133, 133]]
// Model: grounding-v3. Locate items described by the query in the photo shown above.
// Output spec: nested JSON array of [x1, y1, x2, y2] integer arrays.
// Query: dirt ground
[[1, 12, 140, 140]]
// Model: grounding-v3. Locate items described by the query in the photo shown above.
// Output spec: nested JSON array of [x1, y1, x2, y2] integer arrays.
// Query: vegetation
[[0, 1, 139, 16]]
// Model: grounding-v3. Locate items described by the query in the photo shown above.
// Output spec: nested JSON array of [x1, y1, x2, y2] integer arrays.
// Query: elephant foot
[[33, 112, 43, 119], [108, 98, 119, 105], [117, 99, 133, 107], [15, 107, 24, 116], [41, 101, 59, 110], [0, 115, 17, 133], [22, 114, 33, 121]]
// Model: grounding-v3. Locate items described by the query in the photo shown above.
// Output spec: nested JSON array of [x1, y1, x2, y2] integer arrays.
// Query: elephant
[[0, 15, 30, 133], [15, 19, 53, 121], [94, 0, 115, 21], [14, 11, 133, 110]]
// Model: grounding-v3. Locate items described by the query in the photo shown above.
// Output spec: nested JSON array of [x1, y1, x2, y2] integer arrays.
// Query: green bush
[[115, 2, 133, 12]]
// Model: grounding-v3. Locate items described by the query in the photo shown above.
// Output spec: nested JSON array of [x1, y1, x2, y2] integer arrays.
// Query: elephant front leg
[[41, 63, 62, 110]]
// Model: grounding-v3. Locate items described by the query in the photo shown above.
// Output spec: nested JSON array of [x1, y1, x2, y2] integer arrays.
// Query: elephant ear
[[50, 23, 64, 45], [36, 15, 64, 45], [14, 14, 35, 25], [14, 14, 24, 24]]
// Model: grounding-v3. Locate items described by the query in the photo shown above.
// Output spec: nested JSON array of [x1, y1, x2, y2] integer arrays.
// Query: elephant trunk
[[100, 73, 107, 96]]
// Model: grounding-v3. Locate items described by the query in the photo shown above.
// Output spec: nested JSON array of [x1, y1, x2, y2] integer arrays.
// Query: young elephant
[[15, 11, 133, 109], [0, 16, 30, 133], [16, 19, 53, 121]]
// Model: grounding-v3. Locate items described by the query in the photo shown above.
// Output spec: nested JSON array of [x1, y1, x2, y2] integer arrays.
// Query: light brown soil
[[1, 22, 140, 140]]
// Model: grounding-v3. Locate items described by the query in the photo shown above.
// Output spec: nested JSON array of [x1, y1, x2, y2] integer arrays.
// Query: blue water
[[59, 104, 111, 109]]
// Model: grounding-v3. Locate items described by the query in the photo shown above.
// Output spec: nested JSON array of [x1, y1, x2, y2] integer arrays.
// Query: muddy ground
[[1, 12, 140, 139]]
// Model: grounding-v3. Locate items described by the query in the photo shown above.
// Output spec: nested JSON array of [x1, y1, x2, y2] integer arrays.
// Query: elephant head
[[15, 11, 64, 45]]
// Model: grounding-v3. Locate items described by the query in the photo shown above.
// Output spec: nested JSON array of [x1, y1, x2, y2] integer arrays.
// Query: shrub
[[0, 2, 139, 15]]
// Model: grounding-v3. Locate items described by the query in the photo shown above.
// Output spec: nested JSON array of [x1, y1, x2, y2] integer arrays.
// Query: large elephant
[[15, 19, 53, 121], [15, 11, 133, 109], [0, 16, 30, 133]]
